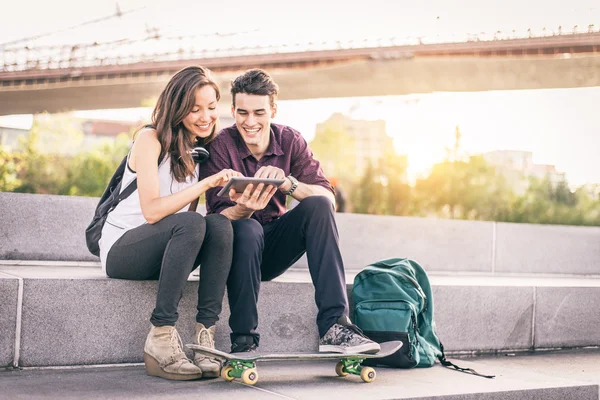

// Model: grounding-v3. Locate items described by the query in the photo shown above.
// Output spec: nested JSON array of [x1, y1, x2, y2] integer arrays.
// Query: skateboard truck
[[335, 357, 376, 383], [221, 360, 259, 385]]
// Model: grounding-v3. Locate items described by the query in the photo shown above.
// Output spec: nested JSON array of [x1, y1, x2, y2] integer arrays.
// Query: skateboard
[[186, 340, 402, 385]]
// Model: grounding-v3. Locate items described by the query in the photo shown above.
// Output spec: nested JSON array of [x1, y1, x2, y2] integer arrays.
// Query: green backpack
[[353, 258, 493, 377]]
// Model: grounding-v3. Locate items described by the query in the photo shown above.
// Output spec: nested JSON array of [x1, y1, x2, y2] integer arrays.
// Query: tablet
[[216, 176, 285, 197]]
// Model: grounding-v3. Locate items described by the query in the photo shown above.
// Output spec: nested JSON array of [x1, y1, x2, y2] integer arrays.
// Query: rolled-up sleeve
[[199, 139, 237, 215], [290, 133, 334, 194]]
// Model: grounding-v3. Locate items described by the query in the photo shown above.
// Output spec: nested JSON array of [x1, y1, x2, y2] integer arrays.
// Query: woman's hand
[[202, 169, 241, 188]]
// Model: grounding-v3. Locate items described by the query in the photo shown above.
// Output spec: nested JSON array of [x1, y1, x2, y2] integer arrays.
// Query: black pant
[[227, 196, 348, 344], [106, 212, 233, 327]]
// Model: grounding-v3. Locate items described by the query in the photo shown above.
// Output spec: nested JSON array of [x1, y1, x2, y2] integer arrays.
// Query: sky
[[2, 0, 599, 47], [1, 0, 600, 185]]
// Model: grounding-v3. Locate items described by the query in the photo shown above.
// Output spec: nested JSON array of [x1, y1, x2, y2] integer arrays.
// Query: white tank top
[[99, 153, 199, 274]]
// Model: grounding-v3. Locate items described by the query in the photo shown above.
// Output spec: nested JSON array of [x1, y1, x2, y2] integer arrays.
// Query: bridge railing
[[1, 25, 598, 73]]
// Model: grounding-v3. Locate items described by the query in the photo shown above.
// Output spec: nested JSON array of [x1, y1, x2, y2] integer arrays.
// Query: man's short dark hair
[[231, 69, 279, 108]]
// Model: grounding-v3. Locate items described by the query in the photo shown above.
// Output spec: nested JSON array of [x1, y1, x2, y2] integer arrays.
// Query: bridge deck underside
[[1, 55, 600, 114]]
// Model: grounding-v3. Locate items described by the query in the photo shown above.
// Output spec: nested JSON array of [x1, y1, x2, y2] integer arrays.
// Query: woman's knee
[[205, 213, 233, 245], [169, 212, 206, 236]]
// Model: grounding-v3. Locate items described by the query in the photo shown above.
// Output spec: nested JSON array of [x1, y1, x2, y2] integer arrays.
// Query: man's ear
[[231, 104, 235, 118], [271, 103, 277, 119]]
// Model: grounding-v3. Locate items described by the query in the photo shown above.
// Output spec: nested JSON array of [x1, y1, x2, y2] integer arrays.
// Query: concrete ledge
[[495, 222, 600, 275], [3, 192, 600, 276], [535, 287, 600, 348], [0, 192, 98, 262], [0, 274, 18, 368], [3, 265, 600, 367], [434, 286, 533, 351], [5, 266, 318, 367], [336, 214, 493, 273]]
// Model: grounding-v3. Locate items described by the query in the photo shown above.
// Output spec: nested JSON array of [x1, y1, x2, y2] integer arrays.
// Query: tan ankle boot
[[193, 323, 221, 378], [143, 325, 202, 381]]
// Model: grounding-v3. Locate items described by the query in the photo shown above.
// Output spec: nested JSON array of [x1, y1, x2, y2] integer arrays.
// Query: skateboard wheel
[[335, 362, 348, 377], [241, 368, 259, 385], [360, 367, 376, 383], [221, 365, 235, 382]]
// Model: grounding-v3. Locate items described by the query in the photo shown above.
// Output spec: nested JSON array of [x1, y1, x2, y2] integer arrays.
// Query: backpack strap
[[114, 150, 165, 204], [438, 342, 495, 379], [116, 179, 138, 202]]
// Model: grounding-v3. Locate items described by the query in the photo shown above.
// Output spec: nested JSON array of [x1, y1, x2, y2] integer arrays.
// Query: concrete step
[[3, 192, 600, 275], [1, 349, 599, 399], [2, 263, 600, 368]]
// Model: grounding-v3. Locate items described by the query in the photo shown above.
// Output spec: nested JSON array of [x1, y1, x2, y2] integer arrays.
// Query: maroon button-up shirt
[[199, 123, 333, 225]]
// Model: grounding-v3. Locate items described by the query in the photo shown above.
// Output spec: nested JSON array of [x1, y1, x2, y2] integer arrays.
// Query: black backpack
[[85, 155, 138, 256], [85, 144, 209, 256]]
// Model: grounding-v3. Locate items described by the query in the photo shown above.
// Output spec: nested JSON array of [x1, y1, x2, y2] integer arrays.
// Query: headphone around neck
[[190, 145, 210, 164]]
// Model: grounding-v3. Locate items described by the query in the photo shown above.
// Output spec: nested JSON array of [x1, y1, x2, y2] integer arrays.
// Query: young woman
[[98, 66, 240, 381]]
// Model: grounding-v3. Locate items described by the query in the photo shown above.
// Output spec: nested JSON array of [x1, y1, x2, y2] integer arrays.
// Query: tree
[[0, 145, 20, 192], [5, 115, 131, 197], [12, 130, 67, 194], [352, 161, 385, 214], [379, 150, 411, 216], [61, 133, 130, 196], [414, 127, 515, 220], [309, 122, 358, 186]]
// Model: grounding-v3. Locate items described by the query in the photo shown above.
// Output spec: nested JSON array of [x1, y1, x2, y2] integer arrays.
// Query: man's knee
[[297, 196, 335, 217], [232, 219, 264, 250]]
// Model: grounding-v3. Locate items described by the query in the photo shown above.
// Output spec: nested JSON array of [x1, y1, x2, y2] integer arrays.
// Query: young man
[[198, 68, 380, 354]]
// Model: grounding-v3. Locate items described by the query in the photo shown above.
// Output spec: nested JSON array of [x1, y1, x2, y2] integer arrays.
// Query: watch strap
[[285, 175, 298, 196]]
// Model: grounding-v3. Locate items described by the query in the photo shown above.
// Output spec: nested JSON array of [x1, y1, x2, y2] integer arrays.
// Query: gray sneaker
[[319, 316, 381, 354]]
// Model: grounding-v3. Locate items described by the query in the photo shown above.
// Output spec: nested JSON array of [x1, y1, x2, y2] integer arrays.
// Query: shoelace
[[169, 328, 185, 354], [197, 328, 214, 348], [340, 323, 368, 339]]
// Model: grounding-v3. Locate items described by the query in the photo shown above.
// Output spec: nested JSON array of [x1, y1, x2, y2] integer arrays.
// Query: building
[[0, 125, 30, 151], [314, 113, 395, 178], [482, 150, 566, 193]]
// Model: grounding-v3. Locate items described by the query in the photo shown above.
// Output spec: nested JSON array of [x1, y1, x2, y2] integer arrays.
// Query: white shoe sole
[[319, 342, 381, 354]]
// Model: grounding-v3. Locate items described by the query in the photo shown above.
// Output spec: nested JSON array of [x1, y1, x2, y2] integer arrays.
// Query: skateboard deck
[[186, 340, 402, 385]]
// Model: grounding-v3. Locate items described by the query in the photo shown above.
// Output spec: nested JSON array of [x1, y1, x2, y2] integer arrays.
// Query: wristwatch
[[284, 175, 299, 196]]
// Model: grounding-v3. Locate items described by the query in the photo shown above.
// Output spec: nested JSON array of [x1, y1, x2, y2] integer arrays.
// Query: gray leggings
[[105, 212, 232, 327]]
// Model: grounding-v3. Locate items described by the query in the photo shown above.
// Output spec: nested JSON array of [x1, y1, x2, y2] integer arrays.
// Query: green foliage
[[2, 126, 130, 197], [310, 121, 600, 226], [414, 155, 513, 220], [3, 114, 600, 226], [310, 123, 358, 185], [61, 134, 130, 197], [0, 145, 20, 192], [12, 130, 67, 195]]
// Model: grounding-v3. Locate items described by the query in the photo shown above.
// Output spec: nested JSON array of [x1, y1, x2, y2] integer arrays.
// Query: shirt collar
[[236, 125, 284, 159]]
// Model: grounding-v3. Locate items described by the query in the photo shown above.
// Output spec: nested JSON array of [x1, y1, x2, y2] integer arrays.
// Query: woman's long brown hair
[[150, 66, 221, 182]]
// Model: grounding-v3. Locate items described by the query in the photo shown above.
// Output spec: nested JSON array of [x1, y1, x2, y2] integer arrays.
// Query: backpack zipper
[[359, 267, 428, 311], [355, 299, 419, 331], [356, 299, 420, 356]]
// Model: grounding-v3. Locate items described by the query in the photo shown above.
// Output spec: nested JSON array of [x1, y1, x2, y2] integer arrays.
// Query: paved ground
[[1, 349, 599, 399]]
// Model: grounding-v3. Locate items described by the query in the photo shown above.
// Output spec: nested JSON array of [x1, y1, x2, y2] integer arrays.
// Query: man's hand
[[255, 165, 285, 180], [254, 166, 291, 192], [229, 182, 278, 211]]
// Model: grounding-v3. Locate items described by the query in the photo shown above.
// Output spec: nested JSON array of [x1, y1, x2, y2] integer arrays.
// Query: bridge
[[1, 31, 600, 115]]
